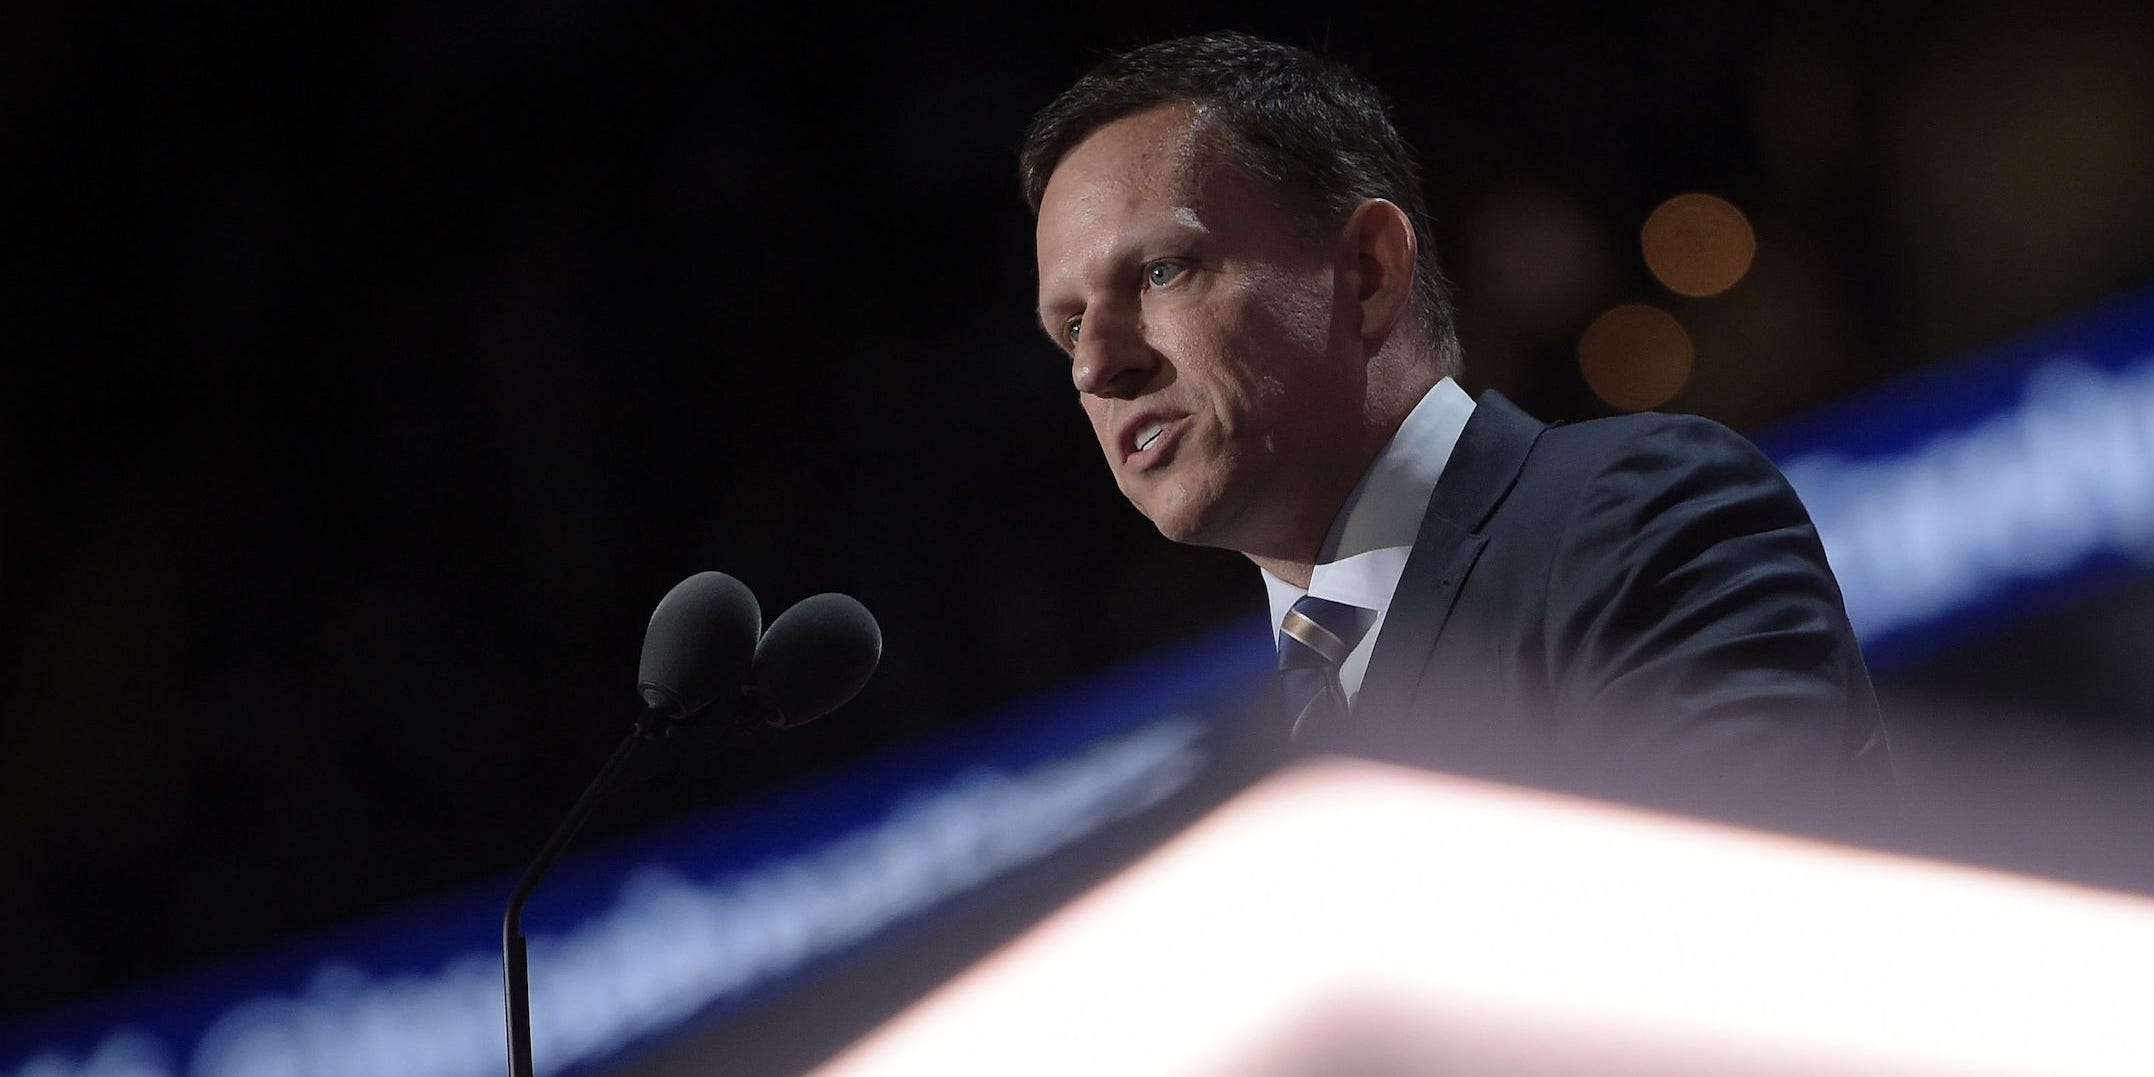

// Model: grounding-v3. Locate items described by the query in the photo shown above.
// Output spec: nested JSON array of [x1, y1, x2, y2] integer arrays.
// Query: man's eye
[[1065, 317, 1081, 346], [1146, 262, 1185, 287]]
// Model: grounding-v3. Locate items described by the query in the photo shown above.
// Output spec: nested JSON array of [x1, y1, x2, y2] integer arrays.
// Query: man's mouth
[[1121, 413, 1184, 470]]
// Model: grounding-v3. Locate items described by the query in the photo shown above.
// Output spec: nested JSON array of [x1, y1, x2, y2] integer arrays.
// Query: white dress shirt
[[1261, 377, 1477, 703]]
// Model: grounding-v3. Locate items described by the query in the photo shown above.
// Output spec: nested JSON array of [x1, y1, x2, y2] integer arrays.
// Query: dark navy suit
[[1336, 391, 1892, 827]]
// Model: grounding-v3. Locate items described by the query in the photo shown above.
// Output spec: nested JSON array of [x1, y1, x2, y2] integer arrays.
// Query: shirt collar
[[1263, 377, 1477, 638]]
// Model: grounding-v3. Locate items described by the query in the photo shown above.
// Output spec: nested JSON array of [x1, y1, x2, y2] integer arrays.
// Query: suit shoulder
[[1537, 408, 1758, 452], [1533, 409, 1780, 481]]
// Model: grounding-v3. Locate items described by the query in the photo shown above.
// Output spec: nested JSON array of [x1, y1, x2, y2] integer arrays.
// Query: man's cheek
[[1085, 420, 1113, 462]]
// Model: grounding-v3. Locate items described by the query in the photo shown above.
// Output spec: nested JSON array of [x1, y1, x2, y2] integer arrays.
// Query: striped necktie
[[1277, 595, 1376, 743]]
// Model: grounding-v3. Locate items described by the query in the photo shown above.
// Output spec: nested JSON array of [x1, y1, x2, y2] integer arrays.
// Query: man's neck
[[1246, 367, 1457, 592], [1247, 552, 1313, 590], [1242, 353, 1444, 591], [1240, 438, 1397, 588]]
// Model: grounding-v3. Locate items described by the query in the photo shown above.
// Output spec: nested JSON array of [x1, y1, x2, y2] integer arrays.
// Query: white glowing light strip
[[815, 759, 2154, 1077]]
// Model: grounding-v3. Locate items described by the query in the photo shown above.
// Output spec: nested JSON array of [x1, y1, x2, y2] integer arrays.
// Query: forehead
[[1035, 106, 1208, 258], [1047, 103, 1208, 204]]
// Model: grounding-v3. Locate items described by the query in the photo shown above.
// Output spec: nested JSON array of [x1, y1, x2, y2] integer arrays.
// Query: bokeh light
[[1578, 304, 1694, 411], [1641, 193, 1757, 297]]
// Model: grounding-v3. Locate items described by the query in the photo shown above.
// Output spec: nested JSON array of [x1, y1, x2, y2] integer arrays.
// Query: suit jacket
[[1333, 391, 1892, 828]]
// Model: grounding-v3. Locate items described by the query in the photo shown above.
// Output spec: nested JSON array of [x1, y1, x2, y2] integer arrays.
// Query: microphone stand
[[501, 706, 683, 1077]]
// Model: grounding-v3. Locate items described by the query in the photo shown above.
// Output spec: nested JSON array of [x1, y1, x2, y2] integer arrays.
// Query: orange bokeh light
[[1578, 304, 1694, 411], [1642, 193, 1757, 297]]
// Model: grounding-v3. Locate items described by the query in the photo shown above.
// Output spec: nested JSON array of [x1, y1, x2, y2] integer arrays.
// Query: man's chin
[[1147, 514, 1207, 546], [1140, 500, 1236, 551], [1136, 488, 1300, 561], [1128, 479, 1246, 550]]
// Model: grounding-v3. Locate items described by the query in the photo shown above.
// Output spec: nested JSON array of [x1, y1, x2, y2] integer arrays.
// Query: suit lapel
[[1357, 391, 1546, 722]]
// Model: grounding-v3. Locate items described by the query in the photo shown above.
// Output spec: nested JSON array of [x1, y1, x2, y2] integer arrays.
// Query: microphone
[[748, 593, 882, 728], [502, 573, 877, 1077], [635, 570, 762, 729]]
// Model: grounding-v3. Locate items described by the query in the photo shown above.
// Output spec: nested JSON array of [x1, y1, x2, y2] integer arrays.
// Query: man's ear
[[1342, 198, 1417, 345]]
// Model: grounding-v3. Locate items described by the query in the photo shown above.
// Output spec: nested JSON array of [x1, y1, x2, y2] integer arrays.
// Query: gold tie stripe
[[1280, 607, 1353, 667]]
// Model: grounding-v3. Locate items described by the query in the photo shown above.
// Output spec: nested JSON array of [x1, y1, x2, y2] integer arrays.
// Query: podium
[[811, 758, 2154, 1077]]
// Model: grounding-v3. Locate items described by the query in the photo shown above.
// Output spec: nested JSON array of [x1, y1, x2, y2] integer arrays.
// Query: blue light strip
[[1754, 286, 2154, 670], [0, 628, 1270, 1077]]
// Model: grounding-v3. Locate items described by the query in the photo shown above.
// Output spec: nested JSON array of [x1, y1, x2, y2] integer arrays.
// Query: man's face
[[1034, 105, 1366, 560]]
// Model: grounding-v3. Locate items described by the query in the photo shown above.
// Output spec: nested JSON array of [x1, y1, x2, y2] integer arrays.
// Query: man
[[1022, 32, 1890, 825]]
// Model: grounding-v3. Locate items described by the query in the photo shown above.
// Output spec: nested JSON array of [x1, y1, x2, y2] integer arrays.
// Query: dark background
[[8, 1, 2154, 1020]]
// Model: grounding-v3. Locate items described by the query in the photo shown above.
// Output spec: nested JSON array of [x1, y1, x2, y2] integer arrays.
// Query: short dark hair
[[1019, 31, 1460, 376]]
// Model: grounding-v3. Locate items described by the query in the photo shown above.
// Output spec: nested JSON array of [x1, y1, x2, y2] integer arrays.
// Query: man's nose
[[1071, 314, 1157, 399]]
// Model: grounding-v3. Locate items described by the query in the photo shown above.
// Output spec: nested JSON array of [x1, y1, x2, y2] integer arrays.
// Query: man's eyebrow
[[1036, 302, 1074, 343]]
